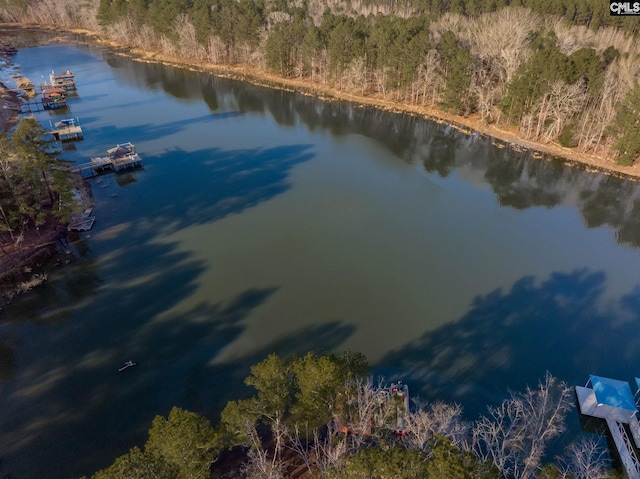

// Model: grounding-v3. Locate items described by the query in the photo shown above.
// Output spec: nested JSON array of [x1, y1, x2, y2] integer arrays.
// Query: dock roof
[[590, 375, 637, 411]]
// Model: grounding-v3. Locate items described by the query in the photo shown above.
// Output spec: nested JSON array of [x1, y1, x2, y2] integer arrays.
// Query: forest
[[0, 117, 77, 246], [81, 351, 616, 479], [1, 0, 639, 165]]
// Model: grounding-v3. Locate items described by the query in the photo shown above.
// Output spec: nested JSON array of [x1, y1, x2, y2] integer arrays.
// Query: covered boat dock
[[49, 118, 83, 141], [72, 142, 143, 177], [576, 375, 640, 479]]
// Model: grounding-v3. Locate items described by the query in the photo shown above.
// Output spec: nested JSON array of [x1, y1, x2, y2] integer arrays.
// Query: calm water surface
[[1, 42, 640, 479]]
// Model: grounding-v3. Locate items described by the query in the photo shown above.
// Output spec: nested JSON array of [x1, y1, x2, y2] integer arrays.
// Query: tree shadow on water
[[185, 319, 358, 419], [377, 269, 640, 420], [0, 284, 279, 479], [139, 143, 315, 231]]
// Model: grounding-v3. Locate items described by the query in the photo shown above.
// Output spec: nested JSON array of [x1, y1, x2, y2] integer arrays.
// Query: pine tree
[[608, 85, 640, 166]]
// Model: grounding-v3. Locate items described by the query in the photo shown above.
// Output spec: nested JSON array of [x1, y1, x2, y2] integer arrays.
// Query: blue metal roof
[[590, 375, 638, 411]]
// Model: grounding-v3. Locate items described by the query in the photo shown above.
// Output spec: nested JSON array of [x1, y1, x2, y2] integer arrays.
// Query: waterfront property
[[576, 375, 640, 479], [73, 142, 143, 177], [7, 42, 640, 479]]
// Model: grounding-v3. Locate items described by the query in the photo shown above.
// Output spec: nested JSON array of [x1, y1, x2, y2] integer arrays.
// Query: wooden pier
[[19, 94, 68, 112], [20, 101, 45, 113], [73, 142, 143, 177]]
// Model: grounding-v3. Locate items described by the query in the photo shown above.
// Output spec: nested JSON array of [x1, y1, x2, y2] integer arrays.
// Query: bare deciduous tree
[[556, 436, 611, 479], [174, 14, 207, 60], [404, 400, 471, 451], [473, 373, 573, 479], [241, 420, 287, 479]]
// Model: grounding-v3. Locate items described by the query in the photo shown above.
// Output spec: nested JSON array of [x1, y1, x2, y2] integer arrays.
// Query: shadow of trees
[[0, 284, 355, 479], [146, 143, 314, 231], [377, 269, 640, 420], [0, 129, 314, 478], [84, 142, 314, 236]]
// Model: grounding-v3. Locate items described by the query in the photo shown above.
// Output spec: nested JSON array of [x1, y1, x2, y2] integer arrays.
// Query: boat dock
[[576, 375, 640, 479], [12, 69, 75, 111], [19, 90, 68, 112], [73, 142, 143, 177], [41, 87, 67, 109], [68, 215, 95, 232], [46, 70, 76, 90], [50, 118, 83, 141], [68, 207, 95, 232]]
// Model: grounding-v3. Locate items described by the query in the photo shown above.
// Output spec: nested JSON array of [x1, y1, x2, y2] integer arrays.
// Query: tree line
[[82, 351, 616, 479], [2, 0, 639, 165], [0, 118, 78, 247]]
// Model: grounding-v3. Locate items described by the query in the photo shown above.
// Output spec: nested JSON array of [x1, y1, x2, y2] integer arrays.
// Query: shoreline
[[0, 47, 92, 308], [77, 28, 640, 182], [3, 22, 640, 181]]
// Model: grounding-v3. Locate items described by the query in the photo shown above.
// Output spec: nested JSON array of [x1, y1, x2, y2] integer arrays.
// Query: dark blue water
[[1, 42, 640, 479]]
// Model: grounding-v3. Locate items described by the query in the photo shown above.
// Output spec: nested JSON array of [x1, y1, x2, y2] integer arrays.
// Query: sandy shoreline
[[87, 32, 640, 182], [2, 22, 640, 180]]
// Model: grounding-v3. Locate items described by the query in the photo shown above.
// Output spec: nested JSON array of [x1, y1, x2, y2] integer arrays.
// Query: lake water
[[1, 41, 640, 479]]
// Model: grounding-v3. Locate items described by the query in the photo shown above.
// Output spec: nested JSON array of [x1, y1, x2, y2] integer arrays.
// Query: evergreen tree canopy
[[608, 85, 640, 166]]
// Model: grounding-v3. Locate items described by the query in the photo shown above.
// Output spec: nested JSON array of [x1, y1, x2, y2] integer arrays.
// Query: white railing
[[613, 420, 640, 479]]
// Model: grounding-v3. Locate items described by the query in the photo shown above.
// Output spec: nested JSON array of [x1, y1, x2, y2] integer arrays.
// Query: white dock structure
[[576, 375, 640, 479], [49, 118, 83, 141], [73, 142, 143, 177], [47, 70, 76, 90]]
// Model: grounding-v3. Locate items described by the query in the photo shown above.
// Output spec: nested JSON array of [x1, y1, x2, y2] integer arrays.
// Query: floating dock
[[68, 215, 95, 232], [576, 375, 640, 479], [73, 142, 143, 177], [68, 207, 95, 232]]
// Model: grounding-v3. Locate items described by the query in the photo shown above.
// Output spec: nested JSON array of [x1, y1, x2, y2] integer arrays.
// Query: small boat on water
[[118, 360, 136, 372]]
